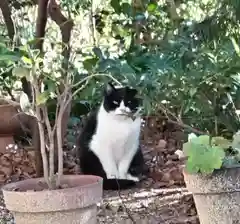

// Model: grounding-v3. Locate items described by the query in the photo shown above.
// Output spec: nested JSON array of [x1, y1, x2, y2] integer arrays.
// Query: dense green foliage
[[1, 0, 240, 155]]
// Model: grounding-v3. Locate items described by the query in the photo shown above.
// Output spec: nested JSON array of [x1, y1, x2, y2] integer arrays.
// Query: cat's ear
[[104, 82, 115, 95]]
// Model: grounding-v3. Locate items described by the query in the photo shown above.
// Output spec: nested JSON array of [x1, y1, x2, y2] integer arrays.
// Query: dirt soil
[[0, 116, 200, 224]]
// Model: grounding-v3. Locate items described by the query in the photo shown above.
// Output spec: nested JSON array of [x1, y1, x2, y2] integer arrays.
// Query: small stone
[[157, 139, 167, 150]]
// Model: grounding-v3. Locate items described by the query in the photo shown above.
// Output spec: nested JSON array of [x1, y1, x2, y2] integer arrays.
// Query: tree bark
[[32, 0, 50, 177], [35, 0, 49, 51], [0, 0, 14, 40], [48, 0, 74, 168]]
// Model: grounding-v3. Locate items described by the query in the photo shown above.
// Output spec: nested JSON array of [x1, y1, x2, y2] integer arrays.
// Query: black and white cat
[[77, 82, 144, 190]]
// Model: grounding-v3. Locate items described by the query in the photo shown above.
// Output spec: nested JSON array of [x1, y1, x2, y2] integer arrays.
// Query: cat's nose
[[120, 107, 131, 113], [120, 109, 127, 113]]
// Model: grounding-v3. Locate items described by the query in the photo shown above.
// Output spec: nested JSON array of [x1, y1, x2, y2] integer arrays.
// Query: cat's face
[[103, 82, 141, 115]]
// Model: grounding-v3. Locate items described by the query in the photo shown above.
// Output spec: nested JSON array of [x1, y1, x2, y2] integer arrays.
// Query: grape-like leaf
[[184, 134, 210, 156], [193, 135, 210, 145], [185, 141, 225, 174]]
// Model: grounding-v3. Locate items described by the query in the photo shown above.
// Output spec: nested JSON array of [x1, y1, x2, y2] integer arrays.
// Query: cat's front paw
[[106, 171, 119, 179], [118, 172, 127, 179], [126, 174, 140, 182], [118, 163, 128, 179]]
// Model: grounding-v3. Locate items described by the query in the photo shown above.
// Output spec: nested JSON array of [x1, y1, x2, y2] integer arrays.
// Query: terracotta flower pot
[[183, 168, 240, 224], [2, 175, 103, 224]]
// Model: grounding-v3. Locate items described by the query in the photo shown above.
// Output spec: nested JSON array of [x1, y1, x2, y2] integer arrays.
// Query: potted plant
[[182, 132, 240, 224], [1, 45, 105, 224]]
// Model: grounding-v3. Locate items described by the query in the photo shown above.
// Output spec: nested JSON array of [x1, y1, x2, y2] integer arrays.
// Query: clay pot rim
[[2, 175, 103, 213], [0, 100, 20, 108], [0, 105, 20, 111], [183, 166, 240, 176], [0, 102, 16, 107], [1, 174, 103, 194], [0, 103, 12, 107]]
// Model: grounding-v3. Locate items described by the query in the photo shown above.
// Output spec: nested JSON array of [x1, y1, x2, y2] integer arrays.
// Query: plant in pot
[[0, 45, 111, 224], [182, 132, 240, 224]]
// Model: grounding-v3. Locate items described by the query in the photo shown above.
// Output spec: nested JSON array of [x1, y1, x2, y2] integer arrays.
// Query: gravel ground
[[98, 187, 198, 224], [0, 186, 199, 224]]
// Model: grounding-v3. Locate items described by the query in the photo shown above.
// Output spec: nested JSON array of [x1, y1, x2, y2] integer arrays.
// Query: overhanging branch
[[48, 0, 74, 73]]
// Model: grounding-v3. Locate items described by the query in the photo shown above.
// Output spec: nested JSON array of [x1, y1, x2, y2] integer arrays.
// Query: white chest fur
[[89, 105, 141, 180]]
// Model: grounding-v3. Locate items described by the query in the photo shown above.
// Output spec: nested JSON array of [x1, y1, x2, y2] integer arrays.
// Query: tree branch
[[35, 0, 50, 50], [31, 0, 50, 177], [0, 0, 15, 41], [48, 0, 74, 185], [48, 0, 74, 73]]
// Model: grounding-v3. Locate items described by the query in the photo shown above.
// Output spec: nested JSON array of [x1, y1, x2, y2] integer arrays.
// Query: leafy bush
[[2, 0, 240, 141], [0, 38, 22, 99]]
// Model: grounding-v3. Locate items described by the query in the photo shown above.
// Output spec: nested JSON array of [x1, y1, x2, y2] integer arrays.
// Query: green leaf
[[147, 3, 157, 12], [36, 92, 50, 105], [45, 79, 57, 98], [92, 47, 104, 59], [121, 3, 131, 15], [189, 88, 197, 97], [0, 54, 21, 62], [110, 0, 121, 14], [12, 67, 30, 78], [186, 158, 200, 174], [184, 136, 225, 174], [83, 57, 98, 71], [21, 56, 32, 65], [191, 135, 210, 145]]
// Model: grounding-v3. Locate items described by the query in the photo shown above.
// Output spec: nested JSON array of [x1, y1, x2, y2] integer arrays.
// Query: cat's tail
[[103, 179, 137, 190]]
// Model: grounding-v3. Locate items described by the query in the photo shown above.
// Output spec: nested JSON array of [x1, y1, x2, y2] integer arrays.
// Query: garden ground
[[0, 117, 199, 224]]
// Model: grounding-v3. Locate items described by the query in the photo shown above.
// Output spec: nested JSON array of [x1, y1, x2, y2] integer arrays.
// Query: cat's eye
[[113, 101, 119, 105]]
